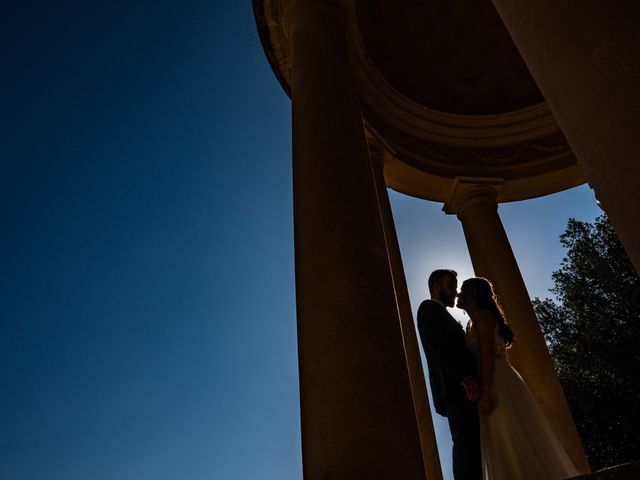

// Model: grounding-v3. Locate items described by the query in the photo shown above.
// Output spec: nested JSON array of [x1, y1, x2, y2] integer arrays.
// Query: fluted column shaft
[[288, 1, 426, 478], [370, 146, 443, 480], [488, 0, 640, 273], [445, 180, 590, 474]]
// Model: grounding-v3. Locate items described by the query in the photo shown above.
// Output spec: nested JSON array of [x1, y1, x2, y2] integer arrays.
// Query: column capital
[[283, 0, 347, 36], [443, 177, 503, 216]]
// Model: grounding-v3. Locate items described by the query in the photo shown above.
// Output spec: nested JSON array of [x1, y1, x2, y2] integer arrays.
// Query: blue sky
[[1, 2, 601, 479]]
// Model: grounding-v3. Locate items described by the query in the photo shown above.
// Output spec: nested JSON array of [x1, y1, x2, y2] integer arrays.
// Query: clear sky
[[1, 2, 602, 479]]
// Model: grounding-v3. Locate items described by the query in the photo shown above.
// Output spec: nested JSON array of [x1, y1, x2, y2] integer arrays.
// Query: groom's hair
[[428, 269, 457, 293]]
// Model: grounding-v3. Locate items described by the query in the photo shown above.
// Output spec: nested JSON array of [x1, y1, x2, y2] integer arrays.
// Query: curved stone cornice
[[350, 26, 559, 148], [253, 0, 291, 96], [253, 0, 586, 202]]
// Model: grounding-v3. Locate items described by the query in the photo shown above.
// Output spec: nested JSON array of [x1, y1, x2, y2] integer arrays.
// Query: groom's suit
[[417, 299, 481, 480]]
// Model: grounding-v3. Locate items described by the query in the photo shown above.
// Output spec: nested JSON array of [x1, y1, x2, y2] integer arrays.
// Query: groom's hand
[[462, 377, 480, 402]]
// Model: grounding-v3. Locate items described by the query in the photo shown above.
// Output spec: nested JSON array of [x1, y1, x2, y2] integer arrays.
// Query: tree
[[533, 215, 640, 471]]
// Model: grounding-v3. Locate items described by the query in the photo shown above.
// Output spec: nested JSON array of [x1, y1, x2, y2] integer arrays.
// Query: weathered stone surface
[[570, 462, 640, 480]]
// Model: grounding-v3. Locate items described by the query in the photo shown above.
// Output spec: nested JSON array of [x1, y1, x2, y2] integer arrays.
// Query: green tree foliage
[[533, 215, 640, 470]]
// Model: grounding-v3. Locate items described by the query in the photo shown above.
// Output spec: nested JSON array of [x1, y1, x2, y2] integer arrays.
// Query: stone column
[[286, 1, 426, 478], [488, 0, 640, 273], [444, 178, 590, 474], [369, 144, 443, 480]]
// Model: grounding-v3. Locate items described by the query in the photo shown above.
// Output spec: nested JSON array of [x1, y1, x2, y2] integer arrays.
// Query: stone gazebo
[[253, 0, 640, 478]]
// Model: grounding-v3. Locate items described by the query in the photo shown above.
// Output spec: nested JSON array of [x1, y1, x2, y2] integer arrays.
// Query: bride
[[457, 277, 580, 480]]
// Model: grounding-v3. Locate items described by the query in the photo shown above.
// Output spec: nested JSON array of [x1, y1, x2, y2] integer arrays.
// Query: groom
[[417, 269, 481, 480]]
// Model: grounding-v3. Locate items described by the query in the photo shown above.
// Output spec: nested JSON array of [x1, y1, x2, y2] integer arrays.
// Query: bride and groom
[[417, 269, 579, 480]]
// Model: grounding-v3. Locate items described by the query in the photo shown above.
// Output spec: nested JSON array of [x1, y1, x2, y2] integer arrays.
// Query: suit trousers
[[445, 395, 482, 480]]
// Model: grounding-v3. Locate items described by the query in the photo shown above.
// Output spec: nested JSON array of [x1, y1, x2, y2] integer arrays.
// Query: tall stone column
[[488, 1, 640, 273], [369, 144, 443, 480], [286, 2, 426, 478], [444, 178, 590, 474]]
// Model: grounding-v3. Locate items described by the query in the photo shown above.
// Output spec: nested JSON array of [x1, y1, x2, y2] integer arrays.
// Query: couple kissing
[[417, 269, 578, 480]]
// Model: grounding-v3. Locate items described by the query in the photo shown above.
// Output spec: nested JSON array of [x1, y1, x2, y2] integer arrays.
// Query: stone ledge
[[569, 462, 640, 480]]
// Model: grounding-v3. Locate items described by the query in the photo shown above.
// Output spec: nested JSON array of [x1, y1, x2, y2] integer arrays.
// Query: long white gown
[[465, 320, 580, 480]]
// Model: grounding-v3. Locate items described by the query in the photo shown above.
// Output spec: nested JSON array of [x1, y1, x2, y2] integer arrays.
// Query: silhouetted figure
[[417, 269, 482, 480], [458, 277, 578, 480]]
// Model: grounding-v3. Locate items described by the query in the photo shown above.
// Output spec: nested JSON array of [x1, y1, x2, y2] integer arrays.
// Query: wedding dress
[[465, 320, 580, 480]]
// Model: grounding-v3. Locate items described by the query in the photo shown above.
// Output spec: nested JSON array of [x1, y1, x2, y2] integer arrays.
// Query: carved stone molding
[[253, 0, 586, 202], [443, 177, 502, 215]]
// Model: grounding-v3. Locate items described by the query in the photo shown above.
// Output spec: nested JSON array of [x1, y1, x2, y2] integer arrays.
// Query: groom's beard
[[441, 293, 456, 308]]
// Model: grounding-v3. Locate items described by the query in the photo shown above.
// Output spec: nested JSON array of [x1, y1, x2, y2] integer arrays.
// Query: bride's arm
[[475, 309, 496, 415]]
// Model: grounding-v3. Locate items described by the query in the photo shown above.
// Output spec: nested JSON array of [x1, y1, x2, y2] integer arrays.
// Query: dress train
[[466, 322, 580, 480]]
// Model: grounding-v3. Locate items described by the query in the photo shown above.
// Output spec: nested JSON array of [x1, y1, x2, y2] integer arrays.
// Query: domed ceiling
[[253, 0, 585, 202], [356, 0, 543, 115]]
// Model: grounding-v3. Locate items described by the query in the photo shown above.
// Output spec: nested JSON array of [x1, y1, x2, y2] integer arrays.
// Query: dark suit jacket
[[417, 299, 477, 416]]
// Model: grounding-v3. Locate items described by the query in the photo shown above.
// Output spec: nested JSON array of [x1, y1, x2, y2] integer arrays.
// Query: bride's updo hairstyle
[[462, 277, 515, 347]]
